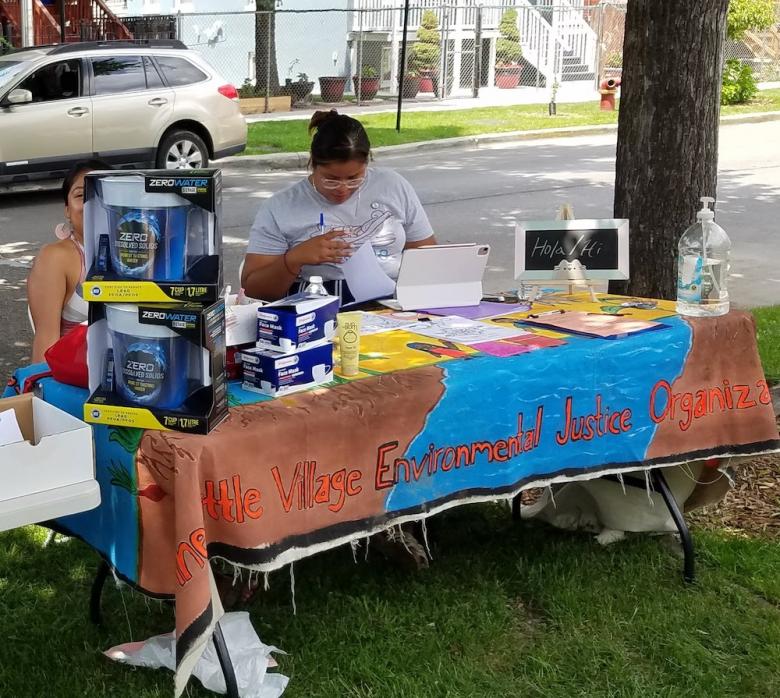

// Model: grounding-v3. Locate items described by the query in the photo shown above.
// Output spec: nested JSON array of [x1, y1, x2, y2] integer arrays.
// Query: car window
[[0, 60, 25, 93], [15, 59, 81, 102], [154, 56, 208, 86], [144, 57, 165, 89], [91, 56, 146, 95]]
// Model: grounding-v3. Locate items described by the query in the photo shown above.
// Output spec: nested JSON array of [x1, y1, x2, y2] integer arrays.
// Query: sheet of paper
[[405, 316, 524, 345], [359, 312, 421, 335], [0, 407, 25, 446], [420, 301, 532, 320], [341, 243, 396, 304]]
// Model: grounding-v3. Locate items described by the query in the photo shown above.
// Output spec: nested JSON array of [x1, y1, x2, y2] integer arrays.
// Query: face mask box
[[82, 170, 222, 304], [84, 301, 228, 434], [256, 293, 339, 353], [239, 343, 334, 398]]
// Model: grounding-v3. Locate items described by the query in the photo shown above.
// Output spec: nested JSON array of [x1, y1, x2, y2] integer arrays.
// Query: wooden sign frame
[[514, 218, 630, 282]]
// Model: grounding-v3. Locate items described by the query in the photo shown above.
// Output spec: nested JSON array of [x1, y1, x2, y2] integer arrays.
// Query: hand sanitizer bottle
[[676, 197, 730, 317]]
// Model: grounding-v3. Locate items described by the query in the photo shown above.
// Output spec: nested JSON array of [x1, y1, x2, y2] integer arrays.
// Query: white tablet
[[386, 243, 491, 311]]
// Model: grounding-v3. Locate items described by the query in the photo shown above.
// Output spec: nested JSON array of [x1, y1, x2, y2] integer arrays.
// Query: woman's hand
[[287, 229, 353, 267]]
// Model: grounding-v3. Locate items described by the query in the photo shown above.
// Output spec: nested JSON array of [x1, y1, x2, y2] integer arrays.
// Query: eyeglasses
[[318, 176, 365, 190]]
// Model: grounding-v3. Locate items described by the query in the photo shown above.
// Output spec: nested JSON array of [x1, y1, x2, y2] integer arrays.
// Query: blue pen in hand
[[319, 212, 325, 235]]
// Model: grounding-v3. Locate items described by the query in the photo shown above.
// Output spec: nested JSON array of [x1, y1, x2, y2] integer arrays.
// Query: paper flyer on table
[[359, 312, 421, 335], [341, 243, 396, 304], [405, 316, 525, 345], [0, 408, 25, 446]]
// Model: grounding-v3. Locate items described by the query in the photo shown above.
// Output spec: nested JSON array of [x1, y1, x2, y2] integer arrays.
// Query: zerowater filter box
[[256, 292, 339, 353], [239, 343, 334, 398], [84, 301, 228, 434], [83, 170, 222, 303]]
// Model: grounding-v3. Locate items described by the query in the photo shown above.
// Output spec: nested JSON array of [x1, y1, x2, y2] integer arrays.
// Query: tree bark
[[255, 0, 279, 94], [610, 0, 729, 299]]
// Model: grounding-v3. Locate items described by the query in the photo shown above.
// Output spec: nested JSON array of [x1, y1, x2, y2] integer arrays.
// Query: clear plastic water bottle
[[304, 275, 329, 297], [676, 197, 730, 317]]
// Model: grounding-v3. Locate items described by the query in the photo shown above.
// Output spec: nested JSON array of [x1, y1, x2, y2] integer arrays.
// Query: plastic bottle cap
[[308, 276, 323, 284]]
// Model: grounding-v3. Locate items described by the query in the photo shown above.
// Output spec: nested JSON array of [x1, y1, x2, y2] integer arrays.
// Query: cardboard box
[[83, 169, 223, 303], [239, 343, 334, 397], [84, 301, 228, 434], [256, 293, 339, 353], [0, 394, 100, 531]]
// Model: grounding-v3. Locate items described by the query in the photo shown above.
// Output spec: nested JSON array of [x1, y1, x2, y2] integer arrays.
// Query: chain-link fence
[[174, 3, 614, 110]]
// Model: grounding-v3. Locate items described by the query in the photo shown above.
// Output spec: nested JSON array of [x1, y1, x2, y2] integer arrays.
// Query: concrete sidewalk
[[244, 80, 600, 123], [224, 109, 780, 173], [243, 80, 780, 124]]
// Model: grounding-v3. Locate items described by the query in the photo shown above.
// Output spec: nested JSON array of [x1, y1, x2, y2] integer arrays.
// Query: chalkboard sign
[[514, 219, 629, 281]]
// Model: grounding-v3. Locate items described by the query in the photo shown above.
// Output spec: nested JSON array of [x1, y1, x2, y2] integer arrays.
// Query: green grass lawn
[[2, 506, 779, 697], [244, 89, 780, 156], [753, 305, 780, 382]]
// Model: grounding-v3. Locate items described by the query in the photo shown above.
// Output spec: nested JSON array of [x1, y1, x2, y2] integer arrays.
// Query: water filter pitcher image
[[100, 176, 203, 281], [105, 303, 207, 409]]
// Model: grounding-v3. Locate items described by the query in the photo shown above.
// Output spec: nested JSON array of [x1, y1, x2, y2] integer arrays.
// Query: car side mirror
[[7, 88, 33, 105]]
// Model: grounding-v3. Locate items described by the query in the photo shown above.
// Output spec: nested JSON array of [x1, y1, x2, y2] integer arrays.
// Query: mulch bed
[[688, 448, 780, 539]]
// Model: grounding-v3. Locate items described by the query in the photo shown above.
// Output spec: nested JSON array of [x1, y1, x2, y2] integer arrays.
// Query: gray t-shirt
[[247, 167, 434, 280]]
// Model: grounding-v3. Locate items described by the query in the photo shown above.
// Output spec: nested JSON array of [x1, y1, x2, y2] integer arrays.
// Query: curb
[[221, 110, 780, 173]]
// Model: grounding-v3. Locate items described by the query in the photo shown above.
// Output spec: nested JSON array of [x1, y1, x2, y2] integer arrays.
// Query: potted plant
[[319, 75, 348, 103], [495, 8, 523, 89], [353, 65, 380, 101], [401, 69, 421, 99], [410, 10, 441, 94], [283, 73, 315, 106]]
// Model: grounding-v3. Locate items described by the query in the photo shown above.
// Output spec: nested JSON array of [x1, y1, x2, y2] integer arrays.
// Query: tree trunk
[[610, 0, 728, 299], [254, 0, 279, 94]]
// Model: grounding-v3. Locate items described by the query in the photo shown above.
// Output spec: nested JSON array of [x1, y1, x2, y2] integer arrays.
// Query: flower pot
[[319, 76, 347, 103], [401, 76, 421, 99], [352, 76, 380, 101], [284, 79, 314, 106], [495, 65, 522, 89], [418, 69, 437, 94]]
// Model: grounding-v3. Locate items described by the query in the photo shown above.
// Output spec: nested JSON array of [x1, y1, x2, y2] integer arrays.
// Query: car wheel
[[156, 130, 209, 169]]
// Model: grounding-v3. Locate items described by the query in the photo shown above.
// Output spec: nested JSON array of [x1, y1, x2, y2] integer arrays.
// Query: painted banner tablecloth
[[37, 294, 780, 695]]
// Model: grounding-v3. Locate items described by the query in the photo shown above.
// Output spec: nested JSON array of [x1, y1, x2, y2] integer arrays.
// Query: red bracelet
[[282, 251, 298, 276]]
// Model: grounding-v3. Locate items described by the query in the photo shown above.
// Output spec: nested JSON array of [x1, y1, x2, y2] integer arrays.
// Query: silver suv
[[0, 39, 247, 184]]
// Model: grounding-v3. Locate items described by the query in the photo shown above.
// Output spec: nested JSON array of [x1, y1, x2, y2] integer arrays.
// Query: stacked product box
[[81, 170, 227, 434], [238, 293, 339, 397]]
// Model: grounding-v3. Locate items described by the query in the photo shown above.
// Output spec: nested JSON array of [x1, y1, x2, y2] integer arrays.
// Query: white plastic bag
[[105, 611, 288, 697]]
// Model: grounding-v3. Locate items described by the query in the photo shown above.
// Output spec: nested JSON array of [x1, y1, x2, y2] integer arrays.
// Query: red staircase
[[0, 0, 22, 48], [1, 0, 133, 48]]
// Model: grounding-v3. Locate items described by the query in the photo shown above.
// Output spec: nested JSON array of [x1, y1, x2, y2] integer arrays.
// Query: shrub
[[605, 51, 623, 68], [496, 9, 522, 65], [721, 58, 758, 104], [410, 10, 441, 72], [727, 0, 775, 41]]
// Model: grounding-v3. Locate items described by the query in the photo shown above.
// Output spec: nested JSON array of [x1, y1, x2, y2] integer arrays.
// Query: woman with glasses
[[242, 109, 436, 302]]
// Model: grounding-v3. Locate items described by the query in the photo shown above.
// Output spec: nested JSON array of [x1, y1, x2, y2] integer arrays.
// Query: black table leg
[[90, 559, 111, 625], [213, 620, 240, 698], [511, 494, 521, 521], [651, 468, 695, 584]]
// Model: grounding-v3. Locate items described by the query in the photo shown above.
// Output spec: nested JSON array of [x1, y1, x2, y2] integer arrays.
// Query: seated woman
[[27, 159, 110, 362], [242, 109, 436, 302], [239, 111, 433, 573]]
